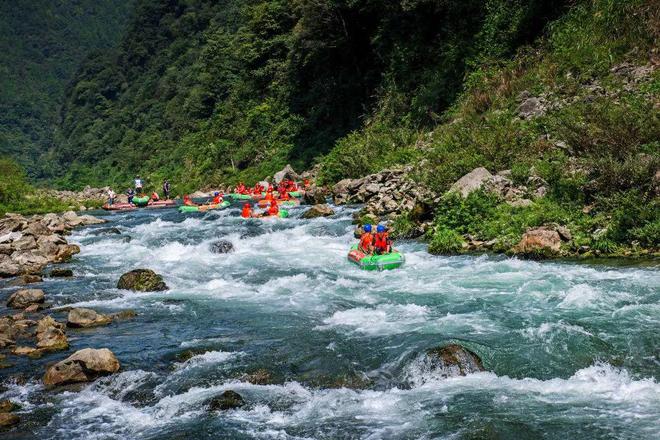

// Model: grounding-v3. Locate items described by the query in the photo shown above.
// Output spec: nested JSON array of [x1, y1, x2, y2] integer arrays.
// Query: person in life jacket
[[359, 224, 374, 254], [373, 224, 392, 254], [277, 182, 287, 197], [303, 178, 310, 188], [267, 200, 279, 216], [211, 192, 223, 204], [183, 195, 196, 206], [265, 189, 274, 201], [279, 190, 290, 201], [236, 182, 246, 194], [241, 203, 253, 218], [150, 192, 160, 202]]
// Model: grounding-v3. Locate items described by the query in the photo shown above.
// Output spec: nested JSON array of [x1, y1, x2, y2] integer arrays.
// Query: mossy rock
[[117, 269, 168, 292], [208, 390, 245, 411]]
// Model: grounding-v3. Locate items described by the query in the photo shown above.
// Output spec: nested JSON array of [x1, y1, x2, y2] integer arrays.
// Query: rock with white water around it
[[67, 308, 113, 328], [424, 344, 485, 377], [49, 268, 73, 278], [0, 412, 20, 428], [210, 240, 234, 254], [0, 399, 19, 413], [7, 289, 45, 309], [302, 204, 335, 219], [208, 390, 245, 411], [7, 274, 43, 286], [43, 348, 120, 387], [117, 269, 168, 292], [449, 167, 493, 198]]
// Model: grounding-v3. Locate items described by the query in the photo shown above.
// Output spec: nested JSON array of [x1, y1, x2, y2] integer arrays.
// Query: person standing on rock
[[134, 175, 144, 194], [107, 189, 116, 206], [126, 188, 135, 205], [162, 180, 171, 199]]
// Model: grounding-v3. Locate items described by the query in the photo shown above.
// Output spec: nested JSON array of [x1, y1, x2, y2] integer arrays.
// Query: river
[[1, 203, 659, 439]]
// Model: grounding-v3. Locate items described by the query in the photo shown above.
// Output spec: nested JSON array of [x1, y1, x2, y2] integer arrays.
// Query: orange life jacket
[[267, 205, 279, 216], [241, 206, 252, 218], [359, 232, 374, 252]]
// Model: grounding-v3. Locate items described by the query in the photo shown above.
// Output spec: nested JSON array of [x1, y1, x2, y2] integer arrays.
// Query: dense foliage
[[0, 0, 133, 177], [48, 0, 567, 192], [0, 159, 70, 215]]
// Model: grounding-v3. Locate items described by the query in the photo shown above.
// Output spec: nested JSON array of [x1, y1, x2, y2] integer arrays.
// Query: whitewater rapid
[[1, 204, 658, 439]]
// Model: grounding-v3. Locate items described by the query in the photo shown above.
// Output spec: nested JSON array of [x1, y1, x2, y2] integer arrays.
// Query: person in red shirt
[[150, 192, 160, 202], [265, 189, 274, 201], [211, 192, 223, 204], [183, 195, 196, 206], [303, 178, 310, 188], [359, 224, 374, 254], [373, 224, 392, 254], [241, 203, 253, 218], [267, 200, 279, 217]]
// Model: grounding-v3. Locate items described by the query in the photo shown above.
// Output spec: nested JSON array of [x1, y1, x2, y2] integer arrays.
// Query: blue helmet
[[214, 192, 220, 196], [363, 224, 372, 233], [377, 224, 385, 233]]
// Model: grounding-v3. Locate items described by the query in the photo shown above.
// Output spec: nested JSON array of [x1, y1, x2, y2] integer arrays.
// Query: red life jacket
[[241, 206, 252, 218], [268, 205, 279, 216], [374, 232, 388, 250]]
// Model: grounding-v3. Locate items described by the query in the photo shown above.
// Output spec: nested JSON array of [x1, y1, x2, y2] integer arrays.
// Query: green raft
[[347, 244, 405, 271], [227, 193, 253, 200], [133, 196, 150, 207], [178, 201, 230, 213]]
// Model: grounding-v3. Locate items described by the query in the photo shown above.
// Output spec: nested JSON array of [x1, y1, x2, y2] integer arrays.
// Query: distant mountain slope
[[0, 0, 134, 177]]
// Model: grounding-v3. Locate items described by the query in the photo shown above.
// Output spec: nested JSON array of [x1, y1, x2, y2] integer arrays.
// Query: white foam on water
[[174, 350, 243, 372]]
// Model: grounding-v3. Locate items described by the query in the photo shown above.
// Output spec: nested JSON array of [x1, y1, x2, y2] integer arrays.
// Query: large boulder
[[117, 269, 168, 292], [423, 344, 485, 377], [67, 308, 112, 328], [273, 164, 300, 184], [210, 240, 234, 254], [449, 167, 493, 198], [303, 186, 327, 205], [0, 412, 20, 428], [302, 204, 335, 219], [208, 390, 245, 411], [36, 316, 68, 351], [7, 289, 45, 309], [43, 348, 120, 387], [512, 226, 561, 256], [7, 274, 42, 286], [49, 268, 74, 278], [0, 317, 17, 348]]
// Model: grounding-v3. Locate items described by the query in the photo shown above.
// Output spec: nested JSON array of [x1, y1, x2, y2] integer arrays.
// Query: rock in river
[[0, 412, 20, 428], [67, 308, 112, 328], [208, 390, 245, 411], [117, 269, 168, 292], [409, 344, 485, 384], [43, 348, 120, 387], [210, 240, 234, 254], [302, 204, 335, 219], [7, 289, 45, 309], [49, 268, 74, 278]]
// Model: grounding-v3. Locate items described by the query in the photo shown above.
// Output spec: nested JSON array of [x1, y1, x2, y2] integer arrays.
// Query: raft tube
[[146, 200, 176, 209], [178, 201, 230, 213], [227, 193, 253, 200], [102, 203, 136, 212], [132, 196, 150, 207], [257, 199, 300, 208], [347, 244, 405, 271]]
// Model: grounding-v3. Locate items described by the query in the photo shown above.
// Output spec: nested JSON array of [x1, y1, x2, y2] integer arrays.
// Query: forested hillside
[[0, 0, 134, 177], [51, 0, 568, 189]]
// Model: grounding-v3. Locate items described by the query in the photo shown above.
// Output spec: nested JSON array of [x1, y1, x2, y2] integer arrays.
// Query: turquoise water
[[1, 204, 658, 439]]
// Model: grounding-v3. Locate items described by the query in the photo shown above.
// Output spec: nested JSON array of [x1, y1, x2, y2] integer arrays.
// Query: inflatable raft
[[146, 200, 176, 209], [227, 193, 253, 200], [347, 244, 405, 271], [178, 201, 230, 213], [254, 209, 289, 219], [132, 196, 150, 207], [257, 199, 300, 208], [102, 203, 136, 212]]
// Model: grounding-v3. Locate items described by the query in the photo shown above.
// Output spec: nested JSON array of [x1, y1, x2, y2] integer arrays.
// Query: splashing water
[[1, 205, 658, 439]]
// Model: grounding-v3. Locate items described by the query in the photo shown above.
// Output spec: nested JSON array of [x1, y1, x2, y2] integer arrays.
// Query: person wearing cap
[[211, 191, 223, 205], [373, 224, 392, 254], [359, 224, 374, 254]]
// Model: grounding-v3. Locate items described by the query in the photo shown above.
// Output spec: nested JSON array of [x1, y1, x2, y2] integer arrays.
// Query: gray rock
[[208, 390, 245, 411], [449, 167, 493, 198], [43, 348, 120, 387], [273, 164, 300, 184], [210, 240, 234, 254], [518, 96, 545, 119], [0, 255, 20, 278], [67, 308, 113, 328]]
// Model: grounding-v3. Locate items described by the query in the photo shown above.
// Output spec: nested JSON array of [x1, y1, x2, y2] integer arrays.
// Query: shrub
[[428, 227, 464, 255]]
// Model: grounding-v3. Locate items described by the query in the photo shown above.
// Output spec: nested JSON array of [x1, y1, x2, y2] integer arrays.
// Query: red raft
[[102, 203, 136, 212], [146, 200, 176, 209]]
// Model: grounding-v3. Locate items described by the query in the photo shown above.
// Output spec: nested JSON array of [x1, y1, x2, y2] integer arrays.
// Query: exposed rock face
[[241, 369, 272, 385], [35, 316, 68, 351], [117, 269, 168, 292], [43, 348, 120, 387], [7, 274, 42, 286], [449, 167, 493, 197], [208, 390, 245, 411], [67, 308, 113, 328], [210, 240, 234, 254], [302, 186, 327, 205], [332, 167, 437, 218], [0, 212, 103, 277], [0, 399, 19, 413], [273, 164, 300, 184], [7, 289, 45, 309], [0, 412, 20, 428], [513, 226, 562, 256], [0, 317, 18, 348], [301, 204, 335, 219]]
